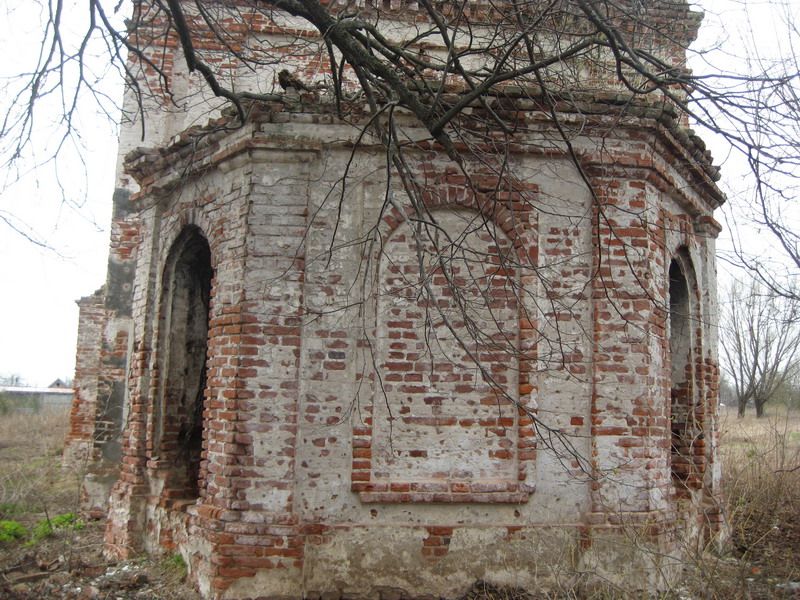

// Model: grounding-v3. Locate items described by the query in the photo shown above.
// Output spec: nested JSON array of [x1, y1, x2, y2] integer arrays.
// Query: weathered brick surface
[[64, 288, 107, 466], [67, 2, 726, 598]]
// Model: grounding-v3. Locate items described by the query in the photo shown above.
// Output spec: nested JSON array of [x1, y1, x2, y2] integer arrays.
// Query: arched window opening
[[157, 227, 213, 507], [668, 257, 702, 497]]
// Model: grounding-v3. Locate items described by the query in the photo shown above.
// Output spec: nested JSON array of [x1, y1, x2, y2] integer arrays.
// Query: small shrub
[[0, 520, 28, 543]]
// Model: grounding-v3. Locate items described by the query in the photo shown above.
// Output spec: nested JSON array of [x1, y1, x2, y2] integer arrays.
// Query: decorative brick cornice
[[124, 92, 724, 216]]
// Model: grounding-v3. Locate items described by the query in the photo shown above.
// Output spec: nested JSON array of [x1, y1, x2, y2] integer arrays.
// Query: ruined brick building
[[66, 1, 725, 597]]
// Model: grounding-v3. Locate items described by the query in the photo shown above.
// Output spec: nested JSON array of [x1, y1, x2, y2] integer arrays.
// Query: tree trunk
[[755, 398, 767, 418], [737, 397, 747, 418]]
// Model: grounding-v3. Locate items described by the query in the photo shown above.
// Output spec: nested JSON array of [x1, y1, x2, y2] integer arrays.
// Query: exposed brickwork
[[67, 2, 727, 598], [351, 188, 537, 504], [422, 526, 453, 558], [64, 288, 108, 466], [78, 105, 724, 597]]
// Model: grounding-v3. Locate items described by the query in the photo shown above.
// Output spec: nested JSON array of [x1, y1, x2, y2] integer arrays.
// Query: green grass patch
[[30, 512, 84, 542], [162, 552, 188, 581], [0, 520, 28, 543]]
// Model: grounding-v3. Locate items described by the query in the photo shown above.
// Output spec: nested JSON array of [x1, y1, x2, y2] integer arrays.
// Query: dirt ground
[[0, 409, 200, 599], [1, 406, 799, 599]]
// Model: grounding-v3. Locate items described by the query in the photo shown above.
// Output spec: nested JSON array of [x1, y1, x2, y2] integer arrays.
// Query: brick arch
[[157, 209, 219, 272], [667, 246, 706, 498], [152, 224, 214, 510], [376, 180, 537, 267], [352, 202, 537, 503]]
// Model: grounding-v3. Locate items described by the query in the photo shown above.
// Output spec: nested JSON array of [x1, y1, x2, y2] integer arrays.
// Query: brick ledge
[[356, 481, 533, 503]]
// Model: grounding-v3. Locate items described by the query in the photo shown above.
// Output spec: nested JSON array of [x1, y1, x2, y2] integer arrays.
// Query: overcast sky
[[0, 0, 796, 386], [0, 1, 120, 385]]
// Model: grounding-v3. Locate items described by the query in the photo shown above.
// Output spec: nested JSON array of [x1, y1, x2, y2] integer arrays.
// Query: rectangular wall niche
[[352, 208, 535, 503]]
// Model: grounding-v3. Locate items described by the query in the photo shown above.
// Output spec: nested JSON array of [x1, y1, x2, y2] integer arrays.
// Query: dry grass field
[[0, 409, 80, 521], [0, 405, 798, 598], [715, 406, 800, 594]]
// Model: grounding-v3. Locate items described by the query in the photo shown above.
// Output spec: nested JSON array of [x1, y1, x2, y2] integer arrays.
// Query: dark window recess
[[156, 226, 213, 508]]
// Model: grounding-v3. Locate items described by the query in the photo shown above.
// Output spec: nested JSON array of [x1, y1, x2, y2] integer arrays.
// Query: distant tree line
[[720, 282, 800, 418]]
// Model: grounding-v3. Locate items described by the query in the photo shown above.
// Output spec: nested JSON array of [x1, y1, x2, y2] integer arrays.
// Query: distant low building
[[0, 383, 73, 414]]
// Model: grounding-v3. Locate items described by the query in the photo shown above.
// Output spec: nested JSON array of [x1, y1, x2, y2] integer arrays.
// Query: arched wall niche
[[153, 224, 214, 508], [352, 204, 537, 503], [667, 247, 705, 498]]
